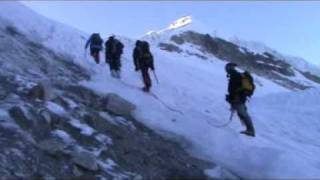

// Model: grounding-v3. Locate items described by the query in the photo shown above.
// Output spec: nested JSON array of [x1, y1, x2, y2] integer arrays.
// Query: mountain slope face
[[86, 17, 320, 179], [146, 17, 320, 90], [1, 3, 320, 179], [83, 22, 320, 179], [0, 3, 214, 179]]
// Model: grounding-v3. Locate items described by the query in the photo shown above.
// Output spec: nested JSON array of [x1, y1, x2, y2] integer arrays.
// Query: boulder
[[102, 94, 136, 118], [39, 109, 52, 124], [37, 138, 66, 156], [205, 166, 240, 180], [72, 165, 83, 177], [72, 150, 99, 171], [0, 88, 7, 100], [9, 106, 33, 130], [28, 81, 52, 101]]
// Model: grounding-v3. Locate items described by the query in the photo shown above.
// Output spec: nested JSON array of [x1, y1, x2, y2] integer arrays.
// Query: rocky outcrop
[[3, 78, 214, 179], [37, 138, 67, 156], [158, 42, 183, 53], [101, 93, 136, 118], [169, 31, 320, 90], [72, 149, 99, 171], [27, 81, 52, 101]]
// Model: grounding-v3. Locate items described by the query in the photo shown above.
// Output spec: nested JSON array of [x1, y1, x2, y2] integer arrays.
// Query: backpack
[[91, 33, 102, 46], [139, 41, 152, 66], [241, 71, 255, 97], [109, 39, 123, 55], [116, 41, 124, 55]]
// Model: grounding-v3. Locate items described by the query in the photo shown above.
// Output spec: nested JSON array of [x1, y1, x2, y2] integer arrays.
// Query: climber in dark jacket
[[133, 40, 142, 71], [85, 33, 103, 64], [134, 41, 154, 92], [225, 63, 255, 137], [104, 35, 124, 78]]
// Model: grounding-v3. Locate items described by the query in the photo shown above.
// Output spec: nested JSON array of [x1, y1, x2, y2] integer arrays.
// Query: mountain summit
[[168, 16, 192, 30], [143, 15, 209, 41]]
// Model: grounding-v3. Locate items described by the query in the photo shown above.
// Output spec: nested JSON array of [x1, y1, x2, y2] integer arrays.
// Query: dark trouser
[[141, 67, 151, 91], [107, 57, 121, 71], [90, 48, 100, 64], [107, 56, 121, 78], [232, 103, 255, 134]]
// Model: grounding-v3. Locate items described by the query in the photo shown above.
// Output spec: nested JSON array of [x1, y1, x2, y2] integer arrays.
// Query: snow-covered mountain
[[143, 16, 320, 90], [1, 2, 320, 179], [142, 15, 210, 44], [231, 37, 320, 76]]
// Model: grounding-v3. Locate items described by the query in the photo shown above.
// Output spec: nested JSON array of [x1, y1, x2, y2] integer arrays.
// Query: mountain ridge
[[144, 15, 320, 80]]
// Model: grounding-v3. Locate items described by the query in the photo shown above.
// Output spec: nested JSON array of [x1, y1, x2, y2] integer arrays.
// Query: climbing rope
[[119, 80, 183, 115], [149, 92, 183, 115], [205, 110, 234, 128], [119, 80, 235, 126]]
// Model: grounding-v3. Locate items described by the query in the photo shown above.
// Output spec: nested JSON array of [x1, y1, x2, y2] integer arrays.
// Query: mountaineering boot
[[115, 71, 121, 79], [94, 53, 100, 64], [111, 70, 116, 78], [240, 130, 255, 137], [142, 86, 150, 92]]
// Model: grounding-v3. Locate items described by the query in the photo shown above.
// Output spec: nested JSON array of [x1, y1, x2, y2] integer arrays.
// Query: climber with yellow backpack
[[225, 62, 255, 137]]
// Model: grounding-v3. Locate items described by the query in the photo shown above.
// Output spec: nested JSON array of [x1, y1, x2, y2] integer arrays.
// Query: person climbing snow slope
[[105, 35, 124, 78], [133, 40, 155, 92], [225, 62, 256, 137], [85, 33, 103, 64]]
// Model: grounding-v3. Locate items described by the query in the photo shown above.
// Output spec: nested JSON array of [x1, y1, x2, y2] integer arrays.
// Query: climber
[[104, 35, 124, 78], [85, 33, 103, 64], [133, 40, 142, 72], [225, 62, 256, 137], [133, 40, 155, 92]]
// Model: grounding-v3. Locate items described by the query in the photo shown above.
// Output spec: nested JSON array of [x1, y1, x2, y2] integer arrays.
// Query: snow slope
[[0, 2, 96, 71], [2, 2, 320, 178], [82, 40, 320, 178]]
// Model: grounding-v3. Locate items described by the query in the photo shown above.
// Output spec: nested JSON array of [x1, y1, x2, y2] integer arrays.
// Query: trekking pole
[[152, 70, 159, 84]]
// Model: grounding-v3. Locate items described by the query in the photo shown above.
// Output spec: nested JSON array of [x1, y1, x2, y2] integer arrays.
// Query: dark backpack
[[241, 71, 255, 97], [91, 33, 102, 46], [109, 39, 123, 55], [116, 41, 124, 55], [140, 41, 152, 66]]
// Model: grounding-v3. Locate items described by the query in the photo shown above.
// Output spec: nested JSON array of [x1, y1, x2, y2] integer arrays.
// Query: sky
[[21, 1, 319, 66]]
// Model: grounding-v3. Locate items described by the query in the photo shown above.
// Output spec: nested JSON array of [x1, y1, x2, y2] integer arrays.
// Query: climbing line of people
[[85, 33, 256, 137], [85, 33, 155, 92]]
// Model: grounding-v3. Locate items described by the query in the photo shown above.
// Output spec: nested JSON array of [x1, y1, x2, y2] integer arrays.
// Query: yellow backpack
[[241, 71, 255, 97]]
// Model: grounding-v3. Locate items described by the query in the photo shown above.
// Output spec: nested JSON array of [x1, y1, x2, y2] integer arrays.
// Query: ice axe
[[152, 70, 159, 84]]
